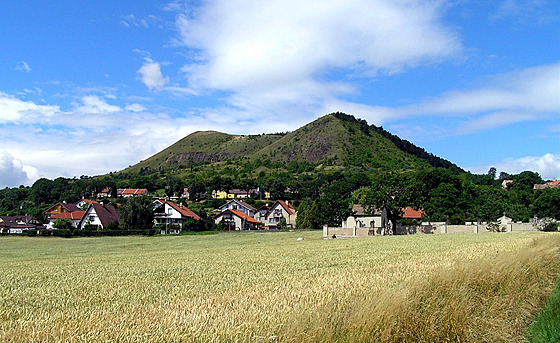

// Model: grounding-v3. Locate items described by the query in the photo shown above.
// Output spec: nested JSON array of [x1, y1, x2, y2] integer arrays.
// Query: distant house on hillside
[[215, 209, 261, 230], [153, 200, 201, 233], [78, 203, 120, 230], [534, 180, 560, 190], [264, 200, 297, 229], [96, 187, 114, 198], [212, 188, 267, 199], [118, 189, 149, 197], [76, 199, 99, 209]]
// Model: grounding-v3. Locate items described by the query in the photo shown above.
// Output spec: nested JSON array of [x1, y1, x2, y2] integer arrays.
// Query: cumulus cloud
[[178, 0, 460, 91], [137, 60, 169, 91], [0, 92, 60, 124], [467, 153, 560, 181], [76, 95, 121, 113], [0, 149, 35, 188], [170, 0, 461, 124]]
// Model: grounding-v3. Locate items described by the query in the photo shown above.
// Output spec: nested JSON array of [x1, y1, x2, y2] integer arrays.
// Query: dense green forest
[[1, 166, 558, 229]]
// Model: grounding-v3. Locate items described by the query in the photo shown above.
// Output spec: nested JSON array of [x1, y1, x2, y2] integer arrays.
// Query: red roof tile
[[50, 211, 86, 220], [402, 207, 424, 219], [164, 201, 201, 220], [223, 209, 260, 224]]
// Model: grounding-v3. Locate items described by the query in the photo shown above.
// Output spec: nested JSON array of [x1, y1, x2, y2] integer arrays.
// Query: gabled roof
[[44, 202, 80, 214], [219, 199, 257, 212], [0, 215, 42, 228], [79, 199, 99, 206], [50, 211, 86, 221], [118, 189, 149, 196], [83, 203, 120, 228], [271, 200, 295, 215], [402, 207, 424, 219], [158, 199, 200, 220], [165, 201, 201, 220], [218, 209, 260, 224]]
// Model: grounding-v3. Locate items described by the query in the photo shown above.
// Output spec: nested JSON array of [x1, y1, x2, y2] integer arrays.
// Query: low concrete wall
[[324, 222, 538, 238]]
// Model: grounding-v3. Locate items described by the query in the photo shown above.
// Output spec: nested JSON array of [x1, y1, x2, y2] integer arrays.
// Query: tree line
[[1, 167, 559, 230]]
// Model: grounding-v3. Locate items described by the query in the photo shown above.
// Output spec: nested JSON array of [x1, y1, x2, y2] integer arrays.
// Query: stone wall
[[323, 222, 538, 238]]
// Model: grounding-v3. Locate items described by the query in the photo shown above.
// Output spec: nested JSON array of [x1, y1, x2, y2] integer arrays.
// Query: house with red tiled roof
[[76, 199, 99, 209], [46, 211, 86, 229], [78, 203, 120, 230], [219, 200, 257, 218], [401, 207, 424, 220], [44, 202, 81, 216], [96, 187, 114, 198], [118, 189, 149, 197], [264, 200, 297, 229], [534, 180, 560, 190], [215, 209, 261, 230], [153, 200, 201, 233]]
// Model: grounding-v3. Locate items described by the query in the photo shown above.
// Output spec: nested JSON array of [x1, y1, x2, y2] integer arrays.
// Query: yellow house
[[212, 190, 228, 199]]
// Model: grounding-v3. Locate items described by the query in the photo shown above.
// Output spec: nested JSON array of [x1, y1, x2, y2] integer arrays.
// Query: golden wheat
[[0, 232, 558, 342]]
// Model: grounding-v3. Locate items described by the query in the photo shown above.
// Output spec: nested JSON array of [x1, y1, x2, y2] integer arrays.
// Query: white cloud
[[467, 153, 560, 180], [0, 92, 60, 124], [15, 61, 31, 73], [370, 62, 560, 139], [178, 0, 460, 92], [137, 60, 169, 91], [0, 149, 36, 188], [125, 103, 146, 112], [171, 0, 461, 124], [76, 95, 121, 113]]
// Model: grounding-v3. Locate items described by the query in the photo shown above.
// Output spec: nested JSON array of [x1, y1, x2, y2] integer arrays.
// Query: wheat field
[[1, 232, 559, 342]]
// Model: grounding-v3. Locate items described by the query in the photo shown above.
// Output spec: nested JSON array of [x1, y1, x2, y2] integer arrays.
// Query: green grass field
[[1, 232, 559, 342]]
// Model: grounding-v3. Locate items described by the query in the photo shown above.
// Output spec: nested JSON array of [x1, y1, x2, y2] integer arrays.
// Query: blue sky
[[1, 0, 559, 188]]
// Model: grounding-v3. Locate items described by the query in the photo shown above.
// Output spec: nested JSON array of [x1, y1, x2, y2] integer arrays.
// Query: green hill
[[125, 112, 458, 174]]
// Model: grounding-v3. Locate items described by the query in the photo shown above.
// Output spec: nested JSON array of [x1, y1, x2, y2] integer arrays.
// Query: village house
[[214, 209, 261, 230], [212, 188, 268, 199], [44, 202, 81, 216], [117, 189, 149, 197], [46, 211, 86, 229], [219, 200, 257, 218], [534, 180, 560, 190], [153, 200, 201, 233], [96, 187, 113, 198], [0, 215, 44, 234], [264, 200, 297, 229], [78, 202, 120, 230], [255, 204, 271, 223], [76, 198, 99, 209], [340, 204, 386, 234]]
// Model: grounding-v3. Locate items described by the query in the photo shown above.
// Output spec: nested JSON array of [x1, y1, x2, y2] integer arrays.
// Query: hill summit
[[127, 113, 458, 174]]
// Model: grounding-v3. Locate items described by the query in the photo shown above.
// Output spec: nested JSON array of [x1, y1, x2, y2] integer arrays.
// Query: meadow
[[1, 231, 559, 342]]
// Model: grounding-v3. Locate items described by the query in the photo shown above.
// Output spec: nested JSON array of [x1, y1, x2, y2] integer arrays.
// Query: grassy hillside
[[126, 113, 435, 175], [127, 131, 284, 172], [1, 232, 558, 342]]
